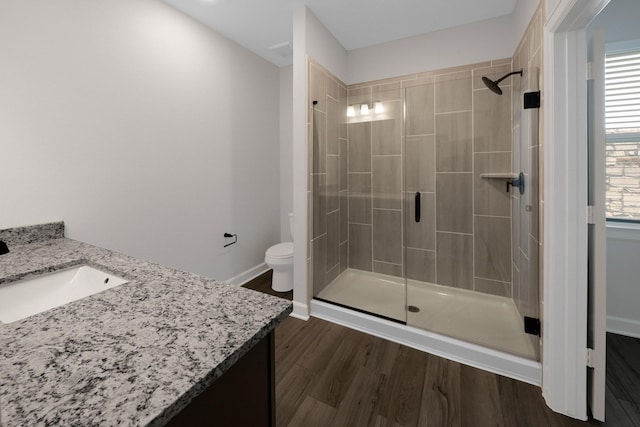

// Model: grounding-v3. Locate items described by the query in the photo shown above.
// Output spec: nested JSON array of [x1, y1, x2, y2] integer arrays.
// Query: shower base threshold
[[314, 269, 540, 384]]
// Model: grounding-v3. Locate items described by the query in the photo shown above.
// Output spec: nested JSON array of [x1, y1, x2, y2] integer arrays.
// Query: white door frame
[[542, 0, 610, 419]]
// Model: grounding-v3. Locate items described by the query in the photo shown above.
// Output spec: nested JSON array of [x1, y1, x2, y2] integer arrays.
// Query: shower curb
[[310, 299, 542, 386]]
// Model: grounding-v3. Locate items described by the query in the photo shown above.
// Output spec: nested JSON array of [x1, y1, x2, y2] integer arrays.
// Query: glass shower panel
[[513, 67, 541, 360], [404, 70, 539, 360], [310, 65, 407, 323]]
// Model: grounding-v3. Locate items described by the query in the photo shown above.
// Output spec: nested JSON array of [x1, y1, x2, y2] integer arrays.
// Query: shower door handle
[[415, 192, 421, 223]]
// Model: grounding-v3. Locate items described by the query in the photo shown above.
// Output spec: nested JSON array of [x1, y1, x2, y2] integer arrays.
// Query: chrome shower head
[[481, 69, 523, 95]]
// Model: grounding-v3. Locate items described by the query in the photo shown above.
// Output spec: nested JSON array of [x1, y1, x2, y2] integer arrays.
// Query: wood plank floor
[[605, 333, 640, 427], [243, 271, 638, 427], [244, 269, 293, 300]]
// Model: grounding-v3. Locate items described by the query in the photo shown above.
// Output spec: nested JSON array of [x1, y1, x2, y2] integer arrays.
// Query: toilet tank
[[288, 213, 294, 240]]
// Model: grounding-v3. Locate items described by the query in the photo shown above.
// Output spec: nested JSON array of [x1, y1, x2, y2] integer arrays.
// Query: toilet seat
[[266, 242, 293, 259]]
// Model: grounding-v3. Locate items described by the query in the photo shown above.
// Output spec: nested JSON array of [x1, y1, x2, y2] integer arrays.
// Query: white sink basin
[[0, 265, 128, 324]]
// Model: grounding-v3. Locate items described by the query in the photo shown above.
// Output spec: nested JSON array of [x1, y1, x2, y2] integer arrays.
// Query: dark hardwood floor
[[244, 269, 293, 301], [605, 333, 640, 427], [243, 271, 639, 427]]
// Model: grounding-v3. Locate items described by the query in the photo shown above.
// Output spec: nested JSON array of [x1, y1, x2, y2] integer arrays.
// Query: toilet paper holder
[[223, 233, 237, 247]]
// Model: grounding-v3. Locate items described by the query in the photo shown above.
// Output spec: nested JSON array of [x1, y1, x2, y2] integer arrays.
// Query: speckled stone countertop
[[0, 223, 292, 426]]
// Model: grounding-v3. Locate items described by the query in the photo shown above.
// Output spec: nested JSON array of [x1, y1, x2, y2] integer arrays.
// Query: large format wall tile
[[348, 173, 371, 224], [339, 242, 347, 274], [326, 74, 341, 100], [312, 110, 326, 173], [326, 98, 340, 155], [326, 155, 340, 213], [309, 64, 327, 113], [517, 248, 529, 317], [475, 277, 512, 298], [511, 192, 521, 270], [348, 86, 372, 107], [349, 224, 373, 271], [309, 59, 349, 298], [373, 81, 402, 102], [340, 57, 521, 300], [436, 112, 472, 172], [312, 235, 327, 294], [474, 216, 512, 283], [515, 239, 539, 321], [436, 232, 473, 289], [474, 87, 512, 152], [372, 115, 401, 155], [339, 140, 348, 191], [513, 260, 521, 310], [339, 87, 348, 139], [312, 173, 326, 238], [373, 209, 403, 265], [372, 156, 402, 209], [526, 235, 540, 319], [405, 83, 435, 136], [406, 248, 436, 283], [435, 72, 472, 113], [474, 152, 511, 217], [436, 173, 473, 233], [519, 131, 531, 259], [348, 122, 371, 172], [327, 211, 339, 271], [405, 135, 435, 192], [340, 191, 348, 244], [472, 64, 512, 90], [373, 261, 403, 278], [326, 263, 340, 286], [307, 123, 313, 190], [529, 145, 540, 241], [405, 192, 435, 250]]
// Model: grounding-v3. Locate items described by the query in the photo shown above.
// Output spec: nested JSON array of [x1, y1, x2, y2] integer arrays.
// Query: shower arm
[[494, 70, 523, 85]]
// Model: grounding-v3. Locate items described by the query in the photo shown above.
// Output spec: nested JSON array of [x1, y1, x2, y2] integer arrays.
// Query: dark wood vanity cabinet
[[166, 331, 275, 427]]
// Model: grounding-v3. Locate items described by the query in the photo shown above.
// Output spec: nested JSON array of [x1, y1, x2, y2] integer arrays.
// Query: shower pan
[[308, 58, 541, 368]]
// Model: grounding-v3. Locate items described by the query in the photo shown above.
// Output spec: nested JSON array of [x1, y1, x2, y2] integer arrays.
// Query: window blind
[[605, 50, 640, 136]]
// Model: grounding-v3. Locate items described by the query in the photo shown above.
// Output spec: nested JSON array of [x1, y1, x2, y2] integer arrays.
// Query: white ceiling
[[162, 0, 517, 67]]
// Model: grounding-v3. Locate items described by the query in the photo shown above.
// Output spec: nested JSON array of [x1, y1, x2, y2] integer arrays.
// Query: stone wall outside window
[[606, 140, 640, 220]]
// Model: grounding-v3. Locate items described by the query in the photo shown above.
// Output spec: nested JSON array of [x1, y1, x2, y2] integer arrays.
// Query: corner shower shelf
[[480, 173, 519, 179]]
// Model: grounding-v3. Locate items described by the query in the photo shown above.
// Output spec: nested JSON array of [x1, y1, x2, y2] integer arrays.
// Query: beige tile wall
[[347, 79, 404, 276], [347, 59, 515, 299], [309, 59, 348, 296], [310, 0, 544, 311]]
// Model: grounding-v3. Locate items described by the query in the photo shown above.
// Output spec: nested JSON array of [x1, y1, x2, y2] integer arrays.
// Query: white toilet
[[265, 213, 294, 292]]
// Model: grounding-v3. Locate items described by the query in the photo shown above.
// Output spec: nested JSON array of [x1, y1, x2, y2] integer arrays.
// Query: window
[[605, 49, 640, 222]]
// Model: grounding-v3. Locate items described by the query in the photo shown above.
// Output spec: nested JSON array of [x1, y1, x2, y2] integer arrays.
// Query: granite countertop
[[0, 223, 292, 426]]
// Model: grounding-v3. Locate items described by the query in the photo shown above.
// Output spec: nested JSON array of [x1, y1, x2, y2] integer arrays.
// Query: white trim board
[[291, 301, 310, 320], [543, 0, 612, 420], [607, 222, 640, 241], [311, 299, 541, 386], [607, 315, 640, 339], [225, 263, 270, 287], [606, 38, 640, 54]]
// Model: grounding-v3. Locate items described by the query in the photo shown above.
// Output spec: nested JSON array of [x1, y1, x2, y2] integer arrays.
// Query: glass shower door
[[309, 58, 407, 323], [403, 67, 540, 360], [512, 67, 541, 360]]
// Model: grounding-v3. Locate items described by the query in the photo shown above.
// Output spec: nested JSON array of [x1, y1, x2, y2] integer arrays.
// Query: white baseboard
[[607, 315, 640, 339], [226, 263, 270, 287], [290, 301, 310, 320]]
